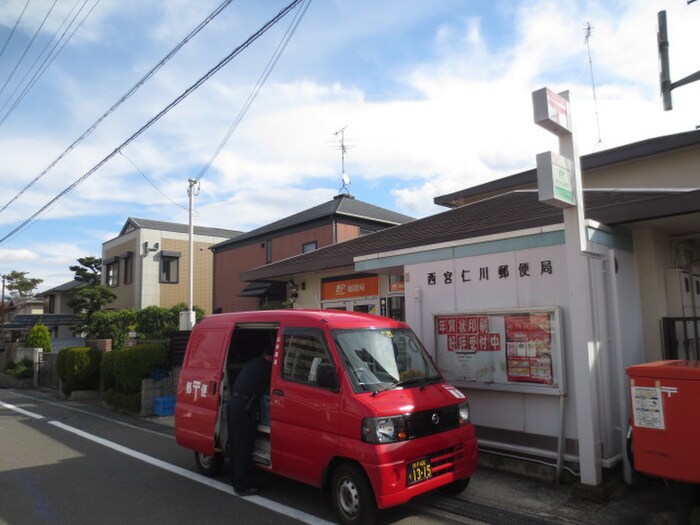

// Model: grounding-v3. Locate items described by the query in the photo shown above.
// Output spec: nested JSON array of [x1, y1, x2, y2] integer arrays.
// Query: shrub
[[101, 343, 166, 414], [57, 346, 102, 397], [136, 303, 205, 339], [100, 350, 117, 392], [3, 358, 33, 379], [27, 322, 52, 352], [112, 343, 167, 394], [90, 309, 136, 349], [103, 389, 141, 414]]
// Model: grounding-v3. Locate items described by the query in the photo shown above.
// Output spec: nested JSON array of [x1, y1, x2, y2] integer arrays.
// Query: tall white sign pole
[[533, 88, 602, 487]]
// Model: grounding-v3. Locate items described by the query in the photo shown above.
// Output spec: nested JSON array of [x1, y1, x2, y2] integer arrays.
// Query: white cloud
[[1, 0, 699, 288]]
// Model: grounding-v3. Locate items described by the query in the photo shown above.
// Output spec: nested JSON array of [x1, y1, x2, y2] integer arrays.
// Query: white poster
[[631, 386, 665, 430]]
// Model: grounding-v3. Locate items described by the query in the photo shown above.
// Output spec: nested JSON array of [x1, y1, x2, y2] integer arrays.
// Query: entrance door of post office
[[322, 299, 380, 315]]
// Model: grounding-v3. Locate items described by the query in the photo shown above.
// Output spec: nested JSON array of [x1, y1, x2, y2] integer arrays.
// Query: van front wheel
[[194, 451, 224, 476], [331, 464, 377, 525]]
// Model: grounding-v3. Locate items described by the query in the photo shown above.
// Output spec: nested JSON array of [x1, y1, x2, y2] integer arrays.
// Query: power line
[[0, 0, 99, 126], [0, 0, 32, 61], [0, 0, 59, 100], [0, 0, 306, 246], [194, 0, 312, 182], [0, 0, 235, 216], [119, 150, 189, 211]]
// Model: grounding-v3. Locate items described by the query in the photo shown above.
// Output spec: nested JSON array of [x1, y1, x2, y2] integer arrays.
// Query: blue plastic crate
[[154, 395, 176, 416]]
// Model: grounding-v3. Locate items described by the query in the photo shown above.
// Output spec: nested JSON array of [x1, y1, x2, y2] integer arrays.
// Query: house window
[[302, 241, 317, 253], [265, 240, 272, 264], [160, 251, 181, 283], [123, 255, 133, 285], [105, 258, 119, 287]]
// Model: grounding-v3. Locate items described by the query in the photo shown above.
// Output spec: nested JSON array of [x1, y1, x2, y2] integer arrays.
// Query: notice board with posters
[[434, 308, 565, 394]]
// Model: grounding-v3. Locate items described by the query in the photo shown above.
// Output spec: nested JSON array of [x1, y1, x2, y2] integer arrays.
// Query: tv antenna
[[584, 22, 603, 149], [334, 126, 351, 194]]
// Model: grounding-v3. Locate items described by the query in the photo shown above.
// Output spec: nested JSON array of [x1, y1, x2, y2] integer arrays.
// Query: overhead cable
[[195, 0, 312, 182], [0, 0, 235, 216], [119, 150, 189, 211], [0, 0, 306, 246], [0, 0, 59, 100], [0, 0, 32, 61], [0, 0, 99, 126]]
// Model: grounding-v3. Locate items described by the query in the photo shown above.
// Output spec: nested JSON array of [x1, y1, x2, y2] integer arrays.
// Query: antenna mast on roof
[[334, 126, 351, 195], [584, 22, 603, 149]]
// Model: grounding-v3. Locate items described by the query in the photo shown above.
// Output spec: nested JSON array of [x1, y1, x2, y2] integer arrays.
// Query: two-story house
[[211, 194, 414, 313], [102, 217, 241, 314]]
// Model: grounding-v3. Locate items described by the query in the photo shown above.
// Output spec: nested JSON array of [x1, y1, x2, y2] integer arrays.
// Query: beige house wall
[[159, 238, 214, 313], [103, 222, 234, 316], [103, 238, 139, 311]]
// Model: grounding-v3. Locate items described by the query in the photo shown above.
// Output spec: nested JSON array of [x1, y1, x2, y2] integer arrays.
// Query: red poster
[[505, 313, 553, 384]]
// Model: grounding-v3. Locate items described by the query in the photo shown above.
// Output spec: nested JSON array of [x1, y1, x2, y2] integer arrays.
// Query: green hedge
[[57, 346, 102, 397], [100, 350, 117, 392], [102, 389, 141, 414], [101, 343, 168, 414], [113, 343, 168, 394]]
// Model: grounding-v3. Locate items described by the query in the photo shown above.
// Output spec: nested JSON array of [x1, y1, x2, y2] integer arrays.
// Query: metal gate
[[37, 352, 59, 390], [661, 317, 700, 360]]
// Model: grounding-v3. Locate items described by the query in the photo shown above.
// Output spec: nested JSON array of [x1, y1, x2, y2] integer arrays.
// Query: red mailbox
[[627, 360, 700, 483]]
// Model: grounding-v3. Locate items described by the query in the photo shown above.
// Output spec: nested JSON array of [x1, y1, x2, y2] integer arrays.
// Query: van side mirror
[[316, 363, 338, 390]]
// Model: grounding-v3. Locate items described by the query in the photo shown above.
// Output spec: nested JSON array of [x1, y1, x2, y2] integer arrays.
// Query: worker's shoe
[[234, 486, 259, 497]]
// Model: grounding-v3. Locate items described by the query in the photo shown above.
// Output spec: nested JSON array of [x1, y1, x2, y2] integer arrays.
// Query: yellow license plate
[[407, 458, 432, 485]]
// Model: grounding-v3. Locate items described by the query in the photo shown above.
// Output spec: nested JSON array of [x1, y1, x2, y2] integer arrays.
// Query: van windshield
[[332, 328, 442, 394]]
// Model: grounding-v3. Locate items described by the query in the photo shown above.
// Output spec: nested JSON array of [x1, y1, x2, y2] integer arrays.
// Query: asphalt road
[[0, 388, 468, 525]]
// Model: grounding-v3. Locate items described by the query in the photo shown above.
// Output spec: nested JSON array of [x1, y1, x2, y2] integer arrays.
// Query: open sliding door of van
[[176, 325, 232, 455]]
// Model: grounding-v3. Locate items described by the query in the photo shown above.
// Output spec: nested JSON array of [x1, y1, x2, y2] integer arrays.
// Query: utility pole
[[1, 274, 6, 348], [658, 10, 700, 111], [179, 179, 199, 331]]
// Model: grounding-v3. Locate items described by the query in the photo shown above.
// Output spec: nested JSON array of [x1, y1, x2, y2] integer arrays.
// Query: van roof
[[197, 309, 406, 330]]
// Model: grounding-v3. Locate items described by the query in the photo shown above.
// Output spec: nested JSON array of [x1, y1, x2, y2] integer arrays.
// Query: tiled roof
[[434, 128, 700, 208], [4, 314, 76, 329], [242, 189, 700, 281], [120, 217, 242, 239], [211, 195, 414, 251], [37, 280, 84, 296]]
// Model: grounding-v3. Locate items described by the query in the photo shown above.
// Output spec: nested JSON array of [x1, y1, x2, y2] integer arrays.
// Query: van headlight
[[361, 415, 408, 444], [458, 401, 470, 425]]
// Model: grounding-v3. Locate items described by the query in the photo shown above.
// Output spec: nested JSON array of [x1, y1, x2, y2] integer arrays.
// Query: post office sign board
[[532, 87, 571, 135], [537, 151, 576, 208]]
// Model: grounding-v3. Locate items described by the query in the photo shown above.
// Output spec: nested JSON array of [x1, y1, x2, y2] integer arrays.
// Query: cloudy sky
[[0, 0, 698, 292]]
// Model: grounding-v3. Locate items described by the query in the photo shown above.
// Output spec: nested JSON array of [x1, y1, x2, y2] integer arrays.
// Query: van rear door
[[176, 324, 232, 455]]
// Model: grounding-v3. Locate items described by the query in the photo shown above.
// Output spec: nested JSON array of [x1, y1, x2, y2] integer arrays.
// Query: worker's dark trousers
[[228, 396, 256, 491]]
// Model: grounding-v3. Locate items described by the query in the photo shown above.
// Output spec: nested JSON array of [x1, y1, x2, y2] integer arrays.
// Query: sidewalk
[[139, 405, 676, 524], [64, 393, 680, 525], [436, 462, 677, 525]]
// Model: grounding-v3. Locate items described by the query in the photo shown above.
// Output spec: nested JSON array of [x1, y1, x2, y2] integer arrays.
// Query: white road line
[[0, 400, 45, 420], [2, 399, 335, 525], [8, 390, 173, 438]]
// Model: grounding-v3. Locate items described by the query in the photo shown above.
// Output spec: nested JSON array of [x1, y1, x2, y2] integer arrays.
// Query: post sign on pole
[[532, 87, 602, 487], [532, 87, 571, 135], [536, 151, 576, 207]]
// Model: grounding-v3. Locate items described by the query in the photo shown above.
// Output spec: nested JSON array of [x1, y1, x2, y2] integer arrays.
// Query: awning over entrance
[[238, 281, 286, 297]]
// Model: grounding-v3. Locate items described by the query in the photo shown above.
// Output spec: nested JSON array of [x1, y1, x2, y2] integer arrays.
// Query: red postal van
[[175, 309, 477, 524]]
